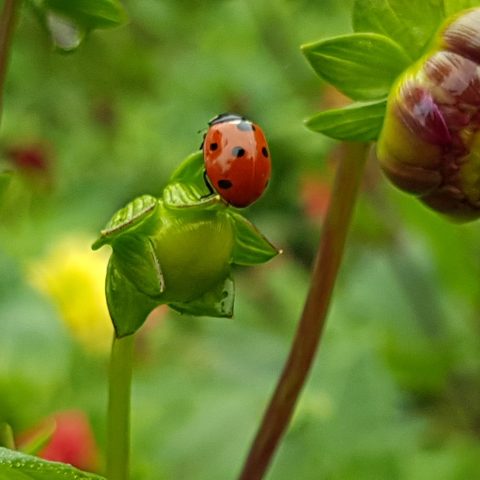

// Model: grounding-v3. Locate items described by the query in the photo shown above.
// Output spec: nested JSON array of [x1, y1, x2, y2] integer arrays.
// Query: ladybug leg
[[202, 170, 215, 197]]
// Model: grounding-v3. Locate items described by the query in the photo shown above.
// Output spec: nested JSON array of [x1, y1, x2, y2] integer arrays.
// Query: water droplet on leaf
[[46, 12, 84, 52]]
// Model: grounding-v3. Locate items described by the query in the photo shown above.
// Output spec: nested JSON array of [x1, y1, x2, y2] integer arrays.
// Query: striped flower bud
[[377, 8, 480, 222]]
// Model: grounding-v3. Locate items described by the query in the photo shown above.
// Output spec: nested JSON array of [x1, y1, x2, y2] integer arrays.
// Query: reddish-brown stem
[[0, 0, 20, 124], [238, 142, 369, 480]]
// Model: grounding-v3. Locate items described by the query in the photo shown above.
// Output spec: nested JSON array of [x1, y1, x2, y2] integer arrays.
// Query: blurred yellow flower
[[29, 235, 113, 355]]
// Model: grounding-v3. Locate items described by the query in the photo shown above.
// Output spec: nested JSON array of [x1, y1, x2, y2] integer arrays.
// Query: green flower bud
[[377, 8, 480, 222], [93, 152, 280, 337]]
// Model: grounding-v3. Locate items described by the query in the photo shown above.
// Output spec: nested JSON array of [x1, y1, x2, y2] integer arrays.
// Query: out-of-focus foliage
[[29, 235, 112, 354], [1, 0, 480, 479]]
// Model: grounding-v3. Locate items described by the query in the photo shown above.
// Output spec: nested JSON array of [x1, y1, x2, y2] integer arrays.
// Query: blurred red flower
[[18, 410, 99, 472]]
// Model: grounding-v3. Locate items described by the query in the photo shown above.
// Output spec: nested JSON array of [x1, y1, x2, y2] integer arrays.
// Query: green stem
[[238, 142, 369, 480], [0, 0, 20, 124], [106, 334, 135, 480]]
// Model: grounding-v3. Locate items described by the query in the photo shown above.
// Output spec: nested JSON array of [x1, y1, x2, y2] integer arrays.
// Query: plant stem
[[106, 334, 135, 480], [0, 0, 20, 124], [238, 142, 369, 480]]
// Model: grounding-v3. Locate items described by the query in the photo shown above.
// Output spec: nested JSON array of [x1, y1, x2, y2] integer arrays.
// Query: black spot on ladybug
[[262, 147, 269, 158], [232, 146, 245, 158], [210, 142, 218, 151], [237, 121, 254, 131], [218, 179, 233, 189]]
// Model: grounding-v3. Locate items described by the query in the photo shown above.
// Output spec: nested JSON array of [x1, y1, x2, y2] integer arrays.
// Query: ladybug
[[202, 113, 271, 208]]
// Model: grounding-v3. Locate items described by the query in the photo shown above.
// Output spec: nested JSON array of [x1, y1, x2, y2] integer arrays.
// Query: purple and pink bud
[[377, 8, 480, 221]]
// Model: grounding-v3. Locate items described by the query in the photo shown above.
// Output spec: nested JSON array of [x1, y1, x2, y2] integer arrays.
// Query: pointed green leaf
[[106, 256, 158, 337], [302, 33, 410, 101], [305, 99, 387, 141], [352, 0, 445, 60], [170, 276, 235, 318], [92, 195, 158, 250], [111, 236, 164, 297], [230, 212, 280, 266], [0, 447, 105, 479], [444, 0, 480, 15]]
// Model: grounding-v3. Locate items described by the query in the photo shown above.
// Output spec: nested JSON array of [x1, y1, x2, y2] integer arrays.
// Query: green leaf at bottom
[[305, 99, 387, 141], [0, 447, 105, 479]]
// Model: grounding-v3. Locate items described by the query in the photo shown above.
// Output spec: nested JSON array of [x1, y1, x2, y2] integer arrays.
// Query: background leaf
[[352, 0, 445, 60], [0, 447, 105, 479], [25, 0, 127, 51], [45, 0, 127, 30], [305, 99, 387, 141], [302, 33, 410, 101]]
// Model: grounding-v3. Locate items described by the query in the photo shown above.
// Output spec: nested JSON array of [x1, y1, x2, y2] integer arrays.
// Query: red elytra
[[203, 113, 271, 208]]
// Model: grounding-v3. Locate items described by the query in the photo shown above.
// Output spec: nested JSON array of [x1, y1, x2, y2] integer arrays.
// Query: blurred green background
[[2, 0, 480, 479]]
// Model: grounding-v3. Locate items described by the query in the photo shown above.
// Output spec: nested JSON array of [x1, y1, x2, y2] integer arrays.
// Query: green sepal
[[170, 276, 235, 318], [110, 236, 164, 297], [169, 150, 205, 184], [352, 0, 444, 61], [106, 255, 158, 337], [163, 151, 219, 208], [305, 99, 387, 141], [92, 195, 159, 250], [0, 447, 105, 479], [301, 33, 410, 101], [163, 185, 223, 210], [230, 212, 280, 266]]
